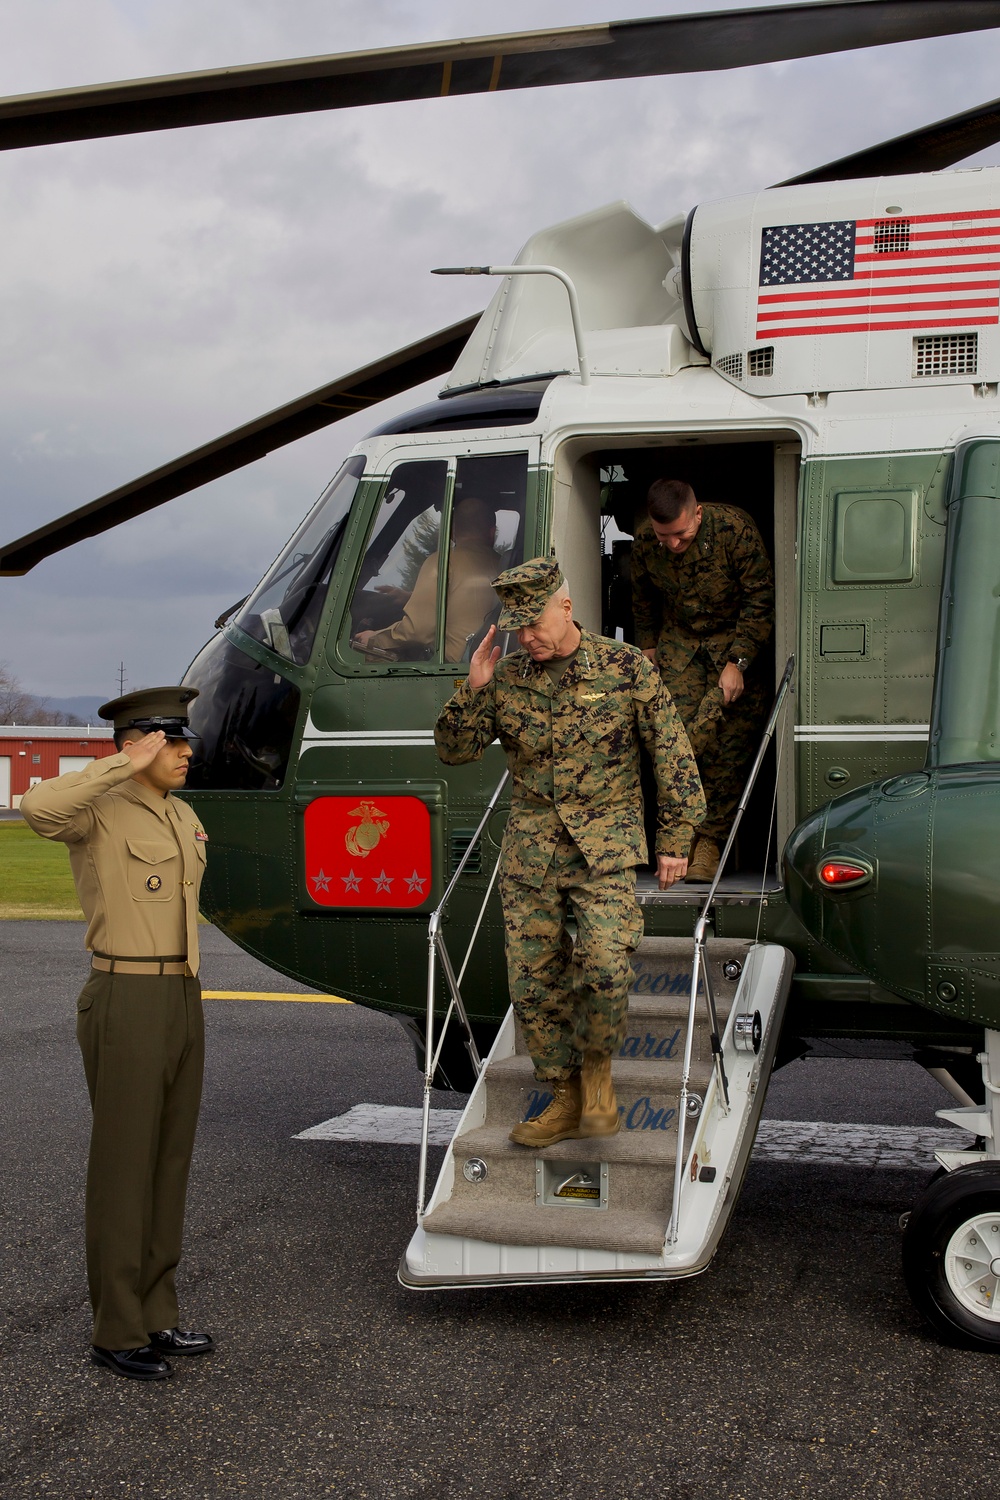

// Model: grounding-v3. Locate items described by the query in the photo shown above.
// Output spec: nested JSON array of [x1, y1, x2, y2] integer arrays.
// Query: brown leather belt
[[92, 954, 187, 976]]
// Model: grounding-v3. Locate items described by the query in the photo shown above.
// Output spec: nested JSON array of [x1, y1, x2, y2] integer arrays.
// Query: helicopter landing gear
[[903, 1163, 1000, 1351]]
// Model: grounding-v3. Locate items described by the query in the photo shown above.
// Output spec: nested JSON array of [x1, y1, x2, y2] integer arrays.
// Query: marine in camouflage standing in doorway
[[631, 479, 775, 882], [435, 557, 704, 1148]]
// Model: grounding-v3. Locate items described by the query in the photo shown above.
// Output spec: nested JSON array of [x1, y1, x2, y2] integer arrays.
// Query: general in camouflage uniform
[[435, 556, 705, 1148], [631, 479, 774, 881]]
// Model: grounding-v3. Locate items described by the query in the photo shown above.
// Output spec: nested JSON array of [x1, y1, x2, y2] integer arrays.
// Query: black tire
[[902, 1162, 1000, 1351]]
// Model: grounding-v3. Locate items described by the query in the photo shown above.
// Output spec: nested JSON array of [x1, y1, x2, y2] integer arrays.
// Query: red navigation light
[[819, 860, 868, 887]]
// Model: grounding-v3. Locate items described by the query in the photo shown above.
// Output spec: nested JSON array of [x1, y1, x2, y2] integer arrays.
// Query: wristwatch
[[727, 655, 749, 673]]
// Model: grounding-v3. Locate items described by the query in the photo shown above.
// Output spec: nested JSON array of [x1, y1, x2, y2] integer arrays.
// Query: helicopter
[[6, 0, 1000, 1344]]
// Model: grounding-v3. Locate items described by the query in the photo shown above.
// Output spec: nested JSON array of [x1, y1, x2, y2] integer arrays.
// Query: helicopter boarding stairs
[[399, 661, 795, 1290]]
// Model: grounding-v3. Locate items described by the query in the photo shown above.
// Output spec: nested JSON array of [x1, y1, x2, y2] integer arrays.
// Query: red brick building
[[0, 724, 116, 809]]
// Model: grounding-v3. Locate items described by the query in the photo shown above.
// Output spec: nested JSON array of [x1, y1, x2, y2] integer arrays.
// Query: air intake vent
[[715, 352, 743, 381], [913, 332, 978, 378], [450, 831, 482, 876], [873, 218, 910, 254], [747, 346, 774, 378]]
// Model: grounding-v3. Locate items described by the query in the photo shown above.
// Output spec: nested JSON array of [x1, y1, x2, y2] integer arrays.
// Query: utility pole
[[116, 661, 126, 697]]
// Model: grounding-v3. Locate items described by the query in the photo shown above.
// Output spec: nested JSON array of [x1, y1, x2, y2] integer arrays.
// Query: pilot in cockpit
[[353, 497, 499, 663]]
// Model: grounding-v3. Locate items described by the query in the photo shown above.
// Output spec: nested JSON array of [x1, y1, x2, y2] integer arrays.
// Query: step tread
[[452, 1124, 680, 1166], [422, 1200, 668, 1256], [487, 1053, 712, 1089], [624, 994, 736, 1020]]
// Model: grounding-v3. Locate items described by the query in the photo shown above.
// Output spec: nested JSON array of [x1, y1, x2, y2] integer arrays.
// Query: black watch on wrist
[[727, 655, 749, 673]]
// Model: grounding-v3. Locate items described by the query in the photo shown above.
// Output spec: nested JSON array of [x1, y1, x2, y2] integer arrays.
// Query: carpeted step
[[421, 1199, 669, 1256], [447, 1124, 679, 1214], [482, 1053, 712, 1132]]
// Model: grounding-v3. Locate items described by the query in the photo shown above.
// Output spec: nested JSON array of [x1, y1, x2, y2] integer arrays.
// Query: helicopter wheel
[[902, 1162, 1000, 1351]]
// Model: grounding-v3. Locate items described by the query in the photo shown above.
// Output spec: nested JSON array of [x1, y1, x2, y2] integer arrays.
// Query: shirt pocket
[[126, 837, 178, 901], [576, 706, 631, 763]]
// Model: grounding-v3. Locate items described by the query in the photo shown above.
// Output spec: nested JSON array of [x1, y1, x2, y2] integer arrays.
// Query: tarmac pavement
[[0, 919, 995, 1499]]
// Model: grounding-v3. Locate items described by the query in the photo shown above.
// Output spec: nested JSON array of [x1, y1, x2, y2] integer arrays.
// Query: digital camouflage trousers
[[500, 831, 645, 1083], [660, 651, 769, 842]]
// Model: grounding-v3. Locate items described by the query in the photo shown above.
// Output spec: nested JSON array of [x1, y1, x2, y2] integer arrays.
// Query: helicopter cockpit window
[[347, 460, 450, 662], [346, 452, 528, 667], [236, 454, 366, 665]]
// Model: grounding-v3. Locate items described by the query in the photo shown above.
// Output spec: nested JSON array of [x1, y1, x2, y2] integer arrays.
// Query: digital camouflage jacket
[[434, 629, 705, 888], [631, 504, 775, 675]]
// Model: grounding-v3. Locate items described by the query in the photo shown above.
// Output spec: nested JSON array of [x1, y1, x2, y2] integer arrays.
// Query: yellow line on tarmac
[[202, 990, 352, 1004]]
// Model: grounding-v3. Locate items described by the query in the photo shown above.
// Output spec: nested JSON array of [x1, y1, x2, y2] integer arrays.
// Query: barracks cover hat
[[493, 556, 565, 629], [99, 685, 200, 740]]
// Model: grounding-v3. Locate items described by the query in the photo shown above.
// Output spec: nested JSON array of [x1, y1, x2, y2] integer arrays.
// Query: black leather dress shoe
[[149, 1327, 215, 1356], [91, 1345, 173, 1380]]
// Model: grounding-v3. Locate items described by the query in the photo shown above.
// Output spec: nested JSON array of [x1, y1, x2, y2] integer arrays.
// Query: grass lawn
[[0, 820, 84, 919]]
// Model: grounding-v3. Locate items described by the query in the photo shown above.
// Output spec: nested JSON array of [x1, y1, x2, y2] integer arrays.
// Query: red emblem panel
[[304, 795, 432, 908]]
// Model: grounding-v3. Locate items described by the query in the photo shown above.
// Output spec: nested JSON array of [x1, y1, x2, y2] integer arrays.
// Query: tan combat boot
[[509, 1076, 582, 1147], [578, 1052, 621, 1138], [685, 835, 720, 883]]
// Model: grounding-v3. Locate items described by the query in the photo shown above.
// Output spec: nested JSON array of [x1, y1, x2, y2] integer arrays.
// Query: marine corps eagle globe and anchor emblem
[[344, 799, 390, 858]]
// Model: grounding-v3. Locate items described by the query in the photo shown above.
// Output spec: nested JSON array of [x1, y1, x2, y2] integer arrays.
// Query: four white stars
[[310, 866, 427, 897]]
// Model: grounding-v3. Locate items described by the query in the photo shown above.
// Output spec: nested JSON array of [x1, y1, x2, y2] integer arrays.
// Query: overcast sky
[[2, 0, 1000, 701]]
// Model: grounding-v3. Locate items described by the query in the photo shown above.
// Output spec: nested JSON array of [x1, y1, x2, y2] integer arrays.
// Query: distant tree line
[[0, 662, 83, 726]]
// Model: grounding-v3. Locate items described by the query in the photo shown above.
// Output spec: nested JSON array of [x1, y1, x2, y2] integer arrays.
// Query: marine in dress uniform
[[435, 557, 705, 1148], [20, 687, 214, 1381], [630, 479, 775, 882]]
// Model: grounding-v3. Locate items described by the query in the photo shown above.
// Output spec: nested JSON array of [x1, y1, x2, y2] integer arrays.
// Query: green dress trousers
[[75, 969, 204, 1349]]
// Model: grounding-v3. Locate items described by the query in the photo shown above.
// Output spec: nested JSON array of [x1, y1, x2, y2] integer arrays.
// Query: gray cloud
[[1, 1, 999, 694]]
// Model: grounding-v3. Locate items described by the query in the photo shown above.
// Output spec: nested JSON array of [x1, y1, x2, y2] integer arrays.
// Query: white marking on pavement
[[753, 1119, 975, 1167], [295, 1106, 977, 1165], [295, 1103, 460, 1145]]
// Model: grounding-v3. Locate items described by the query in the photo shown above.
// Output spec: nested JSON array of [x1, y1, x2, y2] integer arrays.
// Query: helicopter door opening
[[552, 432, 799, 889]]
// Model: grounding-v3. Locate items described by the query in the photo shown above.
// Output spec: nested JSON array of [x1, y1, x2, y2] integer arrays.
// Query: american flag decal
[[757, 210, 1000, 338]]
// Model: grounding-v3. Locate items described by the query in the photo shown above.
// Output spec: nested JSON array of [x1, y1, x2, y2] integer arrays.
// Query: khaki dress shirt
[[366, 539, 499, 662], [20, 753, 207, 975]]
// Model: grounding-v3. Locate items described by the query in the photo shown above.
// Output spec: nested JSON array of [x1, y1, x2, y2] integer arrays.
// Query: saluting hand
[[121, 731, 167, 771], [468, 624, 502, 692]]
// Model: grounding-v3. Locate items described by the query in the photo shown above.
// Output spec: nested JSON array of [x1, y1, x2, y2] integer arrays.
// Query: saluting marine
[[435, 557, 705, 1147], [20, 687, 214, 1382], [631, 479, 775, 882]]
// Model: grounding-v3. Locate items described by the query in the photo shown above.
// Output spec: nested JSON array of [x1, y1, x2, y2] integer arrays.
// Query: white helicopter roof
[[445, 168, 1000, 403]]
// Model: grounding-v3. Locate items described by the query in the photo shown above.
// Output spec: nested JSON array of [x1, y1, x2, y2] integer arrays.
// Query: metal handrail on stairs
[[417, 767, 509, 1218], [667, 655, 795, 1246]]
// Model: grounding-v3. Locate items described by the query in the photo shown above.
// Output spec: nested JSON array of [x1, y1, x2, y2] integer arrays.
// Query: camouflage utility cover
[[631, 503, 774, 674], [493, 555, 564, 629], [434, 628, 705, 887]]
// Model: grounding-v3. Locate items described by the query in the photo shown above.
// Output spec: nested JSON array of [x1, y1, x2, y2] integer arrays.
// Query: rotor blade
[[0, 2, 998, 150], [781, 92, 1000, 183], [0, 315, 478, 576]]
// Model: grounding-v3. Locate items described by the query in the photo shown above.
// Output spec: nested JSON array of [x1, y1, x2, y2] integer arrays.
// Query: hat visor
[[127, 721, 198, 741], [496, 604, 541, 630]]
